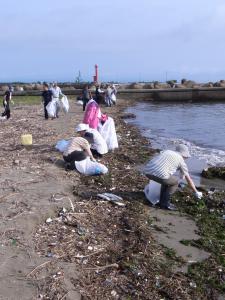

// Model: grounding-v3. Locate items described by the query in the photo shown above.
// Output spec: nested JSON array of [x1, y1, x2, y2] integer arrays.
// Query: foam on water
[[126, 101, 225, 169]]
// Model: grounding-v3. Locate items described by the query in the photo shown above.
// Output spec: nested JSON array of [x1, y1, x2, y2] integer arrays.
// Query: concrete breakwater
[[1, 87, 225, 101]]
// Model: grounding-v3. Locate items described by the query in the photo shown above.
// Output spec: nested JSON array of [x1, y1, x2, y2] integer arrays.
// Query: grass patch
[[13, 96, 41, 105]]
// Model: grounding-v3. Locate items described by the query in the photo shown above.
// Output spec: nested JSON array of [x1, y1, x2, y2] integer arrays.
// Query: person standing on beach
[[144, 144, 202, 211], [50, 82, 63, 118], [2, 86, 13, 119], [105, 84, 113, 107], [111, 84, 117, 105], [82, 85, 91, 111], [42, 83, 53, 120]]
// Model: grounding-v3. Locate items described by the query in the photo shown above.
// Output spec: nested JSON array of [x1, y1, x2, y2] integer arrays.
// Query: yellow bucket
[[21, 134, 32, 145]]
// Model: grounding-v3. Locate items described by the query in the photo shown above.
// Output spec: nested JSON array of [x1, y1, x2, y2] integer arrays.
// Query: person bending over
[[76, 123, 108, 157], [144, 144, 202, 211], [63, 135, 95, 170]]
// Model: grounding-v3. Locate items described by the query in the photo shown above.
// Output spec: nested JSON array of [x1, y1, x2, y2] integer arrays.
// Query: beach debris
[[46, 217, 53, 224], [189, 282, 197, 288], [58, 207, 67, 217], [97, 193, 125, 206]]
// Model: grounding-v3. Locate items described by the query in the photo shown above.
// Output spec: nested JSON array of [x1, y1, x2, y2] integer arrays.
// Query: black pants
[[2, 103, 10, 119], [63, 151, 87, 169], [44, 101, 50, 119], [91, 148, 103, 158], [83, 99, 89, 111]]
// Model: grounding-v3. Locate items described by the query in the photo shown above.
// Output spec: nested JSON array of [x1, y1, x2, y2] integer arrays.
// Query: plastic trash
[[46, 101, 57, 118], [55, 139, 69, 152], [21, 134, 32, 145], [60, 95, 69, 113], [97, 193, 125, 207], [144, 180, 161, 205], [75, 157, 108, 175], [77, 100, 83, 105]]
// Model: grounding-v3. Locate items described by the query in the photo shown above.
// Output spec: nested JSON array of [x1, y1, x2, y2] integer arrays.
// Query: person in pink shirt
[[83, 98, 101, 129]]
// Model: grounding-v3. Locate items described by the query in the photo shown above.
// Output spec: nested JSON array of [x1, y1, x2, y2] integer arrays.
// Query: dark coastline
[[2, 87, 225, 102]]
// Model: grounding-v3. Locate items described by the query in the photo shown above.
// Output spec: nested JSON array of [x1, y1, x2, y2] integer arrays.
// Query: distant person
[[95, 84, 105, 104], [82, 85, 91, 111], [111, 84, 117, 105], [50, 82, 63, 118], [42, 83, 53, 120], [76, 123, 108, 157], [144, 144, 202, 211], [105, 84, 113, 107], [2, 86, 13, 119]]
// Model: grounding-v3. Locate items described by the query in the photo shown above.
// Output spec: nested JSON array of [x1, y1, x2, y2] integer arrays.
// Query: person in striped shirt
[[144, 144, 202, 211]]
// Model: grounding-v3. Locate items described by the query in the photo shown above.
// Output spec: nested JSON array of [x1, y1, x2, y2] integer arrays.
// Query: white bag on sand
[[75, 157, 108, 175], [46, 101, 57, 118], [60, 96, 69, 113], [144, 180, 161, 205], [98, 117, 118, 150], [55, 140, 69, 152]]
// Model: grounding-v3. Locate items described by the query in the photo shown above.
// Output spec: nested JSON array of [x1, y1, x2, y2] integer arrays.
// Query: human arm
[[85, 146, 96, 162], [179, 159, 202, 199], [81, 139, 96, 161], [185, 173, 202, 199]]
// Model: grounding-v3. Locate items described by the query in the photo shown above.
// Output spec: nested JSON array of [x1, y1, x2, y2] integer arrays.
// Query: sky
[[1, 0, 225, 83]]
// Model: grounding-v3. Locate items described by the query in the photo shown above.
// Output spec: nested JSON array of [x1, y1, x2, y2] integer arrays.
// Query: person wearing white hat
[[76, 123, 108, 157], [144, 144, 202, 211]]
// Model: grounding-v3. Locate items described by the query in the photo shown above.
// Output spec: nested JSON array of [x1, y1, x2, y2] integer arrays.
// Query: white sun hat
[[176, 144, 191, 158], [76, 123, 89, 132]]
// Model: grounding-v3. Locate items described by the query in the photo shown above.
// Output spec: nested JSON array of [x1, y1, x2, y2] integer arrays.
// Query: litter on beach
[[97, 193, 125, 206]]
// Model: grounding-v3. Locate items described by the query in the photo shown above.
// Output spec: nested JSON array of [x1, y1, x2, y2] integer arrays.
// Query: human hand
[[194, 191, 203, 199]]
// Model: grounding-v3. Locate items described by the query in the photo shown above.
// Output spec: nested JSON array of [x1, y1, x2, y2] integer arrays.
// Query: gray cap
[[176, 144, 191, 158]]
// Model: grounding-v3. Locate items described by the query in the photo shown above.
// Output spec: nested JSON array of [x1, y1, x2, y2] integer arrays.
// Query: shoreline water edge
[[0, 97, 224, 299]]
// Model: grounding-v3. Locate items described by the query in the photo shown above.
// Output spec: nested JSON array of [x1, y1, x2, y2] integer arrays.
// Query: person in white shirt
[[50, 82, 64, 118], [144, 144, 202, 211], [76, 123, 108, 157]]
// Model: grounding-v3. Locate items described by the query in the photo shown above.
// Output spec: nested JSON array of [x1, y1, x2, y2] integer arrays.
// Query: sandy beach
[[0, 97, 224, 300]]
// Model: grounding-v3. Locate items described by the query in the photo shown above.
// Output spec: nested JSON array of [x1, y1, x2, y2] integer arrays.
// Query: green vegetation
[[174, 190, 225, 294], [13, 95, 41, 105]]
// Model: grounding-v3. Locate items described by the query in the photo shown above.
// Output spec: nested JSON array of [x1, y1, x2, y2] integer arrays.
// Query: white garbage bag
[[46, 101, 57, 118], [55, 140, 69, 152], [98, 117, 118, 150], [60, 96, 69, 113], [75, 157, 108, 175], [144, 180, 161, 205], [111, 93, 116, 103]]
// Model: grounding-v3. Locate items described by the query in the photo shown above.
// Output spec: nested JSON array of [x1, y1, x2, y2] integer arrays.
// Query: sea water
[[126, 101, 225, 188]]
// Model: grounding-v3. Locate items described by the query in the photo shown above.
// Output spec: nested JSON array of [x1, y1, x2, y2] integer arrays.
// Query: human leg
[[159, 176, 178, 208]]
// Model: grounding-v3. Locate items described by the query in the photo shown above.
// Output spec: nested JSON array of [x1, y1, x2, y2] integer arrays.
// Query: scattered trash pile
[[32, 111, 213, 299], [34, 194, 201, 300]]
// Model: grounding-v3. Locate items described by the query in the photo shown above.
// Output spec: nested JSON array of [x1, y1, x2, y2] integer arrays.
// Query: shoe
[[160, 204, 177, 211]]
